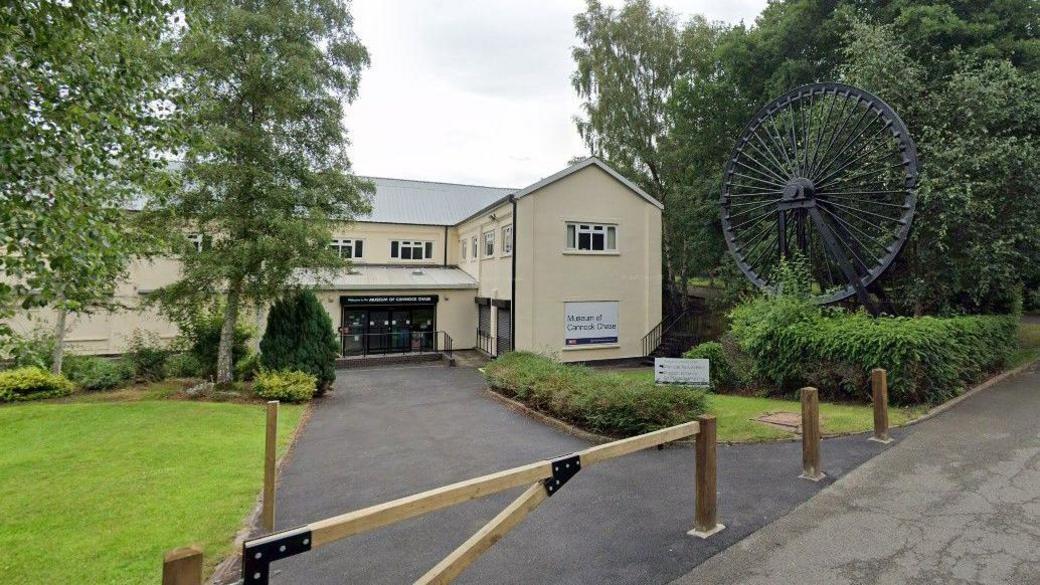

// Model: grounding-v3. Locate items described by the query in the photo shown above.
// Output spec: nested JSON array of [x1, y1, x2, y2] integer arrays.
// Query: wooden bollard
[[799, 387, 824, 481], [162, 546, 202, 585], [688, 415, 724, 538], [870, 368, 893, 444], [262, 400, 279, 532]]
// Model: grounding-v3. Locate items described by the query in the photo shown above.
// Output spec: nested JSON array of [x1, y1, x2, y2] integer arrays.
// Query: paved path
[[265, 364, 896, 584], [673, 360, 1040, 585]]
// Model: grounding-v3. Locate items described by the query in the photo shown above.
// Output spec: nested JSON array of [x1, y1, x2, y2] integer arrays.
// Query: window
[[502, 225, 512, 255], [460, 239, 467, 260], [471, 237, 477, 260], [565, 222, 617, 252], [483, 231, 495, 257], [330, 238, 364, 259], [390, 240, 433, 261]]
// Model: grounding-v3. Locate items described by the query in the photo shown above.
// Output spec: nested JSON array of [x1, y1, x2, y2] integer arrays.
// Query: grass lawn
[[611, 370, 923, 443], [1011, 318, 1040, 367], [0, 390, 304, 584]]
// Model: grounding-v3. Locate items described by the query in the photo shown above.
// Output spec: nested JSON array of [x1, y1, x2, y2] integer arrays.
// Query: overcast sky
[[345, 0, 768, 188]]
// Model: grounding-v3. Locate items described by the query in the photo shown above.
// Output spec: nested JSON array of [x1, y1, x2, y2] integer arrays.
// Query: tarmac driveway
[[266, 363, 900, 584]]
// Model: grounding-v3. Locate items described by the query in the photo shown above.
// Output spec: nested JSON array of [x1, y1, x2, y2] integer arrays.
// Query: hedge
[[254, 370, 317, 403], [484, 352, 707, 437], [0, 367, 74, 402], [62, 356, 133, 391], [726, 295, 1018, 404]]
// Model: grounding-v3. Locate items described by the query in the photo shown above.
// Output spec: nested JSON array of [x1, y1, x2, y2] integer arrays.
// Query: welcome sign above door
[[564, 301, 618, 346], [340, 295, 438, 305]]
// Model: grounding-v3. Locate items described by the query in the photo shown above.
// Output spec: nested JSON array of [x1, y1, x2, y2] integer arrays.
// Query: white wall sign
[[655, 358, 710, 386], [564, 301, 618, 346]]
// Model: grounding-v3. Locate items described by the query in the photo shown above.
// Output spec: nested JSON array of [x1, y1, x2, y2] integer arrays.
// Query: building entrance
[[339, 295, 437, 356]]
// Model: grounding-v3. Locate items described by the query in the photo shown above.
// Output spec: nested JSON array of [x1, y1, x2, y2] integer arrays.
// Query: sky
[[345, 0, 768, 188]]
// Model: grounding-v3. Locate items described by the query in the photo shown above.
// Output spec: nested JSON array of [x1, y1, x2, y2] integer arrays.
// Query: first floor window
[[391, 240, 433, 260], [483, 230, 495, 257], [502, 225, 512, 255], [471, 236, 477, 260], [566, 222, 617, 252], [330, 238, 364, 259], [461, 239, 467, 260]]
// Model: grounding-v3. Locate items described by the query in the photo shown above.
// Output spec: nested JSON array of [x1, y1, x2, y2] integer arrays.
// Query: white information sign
[[564, 301, 619, 346], [654, 357, 710, 386]]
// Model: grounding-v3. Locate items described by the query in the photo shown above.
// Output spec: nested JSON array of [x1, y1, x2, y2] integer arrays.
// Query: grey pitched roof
[[360, 177, 516, 226], [294, 265, 479, 290]]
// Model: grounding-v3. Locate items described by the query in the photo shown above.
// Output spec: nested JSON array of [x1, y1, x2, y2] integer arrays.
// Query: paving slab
[[264, 363, 900, 584], [672, 360, 1040, 585]]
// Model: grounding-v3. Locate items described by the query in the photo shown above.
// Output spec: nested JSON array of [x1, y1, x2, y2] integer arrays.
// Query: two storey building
[[10, 157, 663, 363]]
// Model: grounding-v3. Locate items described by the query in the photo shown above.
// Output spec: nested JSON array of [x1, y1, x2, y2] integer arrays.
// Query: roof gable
[[510, 157, 663, 210]]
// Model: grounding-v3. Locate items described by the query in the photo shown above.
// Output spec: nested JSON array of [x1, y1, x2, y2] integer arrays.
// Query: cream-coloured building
[[7, 158, 663, 363]]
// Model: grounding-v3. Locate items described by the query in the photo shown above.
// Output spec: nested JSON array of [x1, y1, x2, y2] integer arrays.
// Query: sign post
[[654, 358, 710, 386]]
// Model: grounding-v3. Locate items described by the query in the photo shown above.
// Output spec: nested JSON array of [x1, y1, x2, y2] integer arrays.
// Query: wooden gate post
[[870, 368, 893, 444], [162, 546, 202, 585], [799, 387, 825, 481], [689, 415, 724, 538], [263, 400, 279, 532]]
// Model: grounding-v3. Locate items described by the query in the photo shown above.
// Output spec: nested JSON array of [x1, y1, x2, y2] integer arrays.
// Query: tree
[[260, 290, 338, 395], [838, 15, 1040, 314], [0, 1, 177, 373], [154, 0, 372, 383]]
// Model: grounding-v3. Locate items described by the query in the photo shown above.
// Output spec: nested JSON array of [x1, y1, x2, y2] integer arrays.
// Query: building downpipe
[[510, 195, 517, 353]]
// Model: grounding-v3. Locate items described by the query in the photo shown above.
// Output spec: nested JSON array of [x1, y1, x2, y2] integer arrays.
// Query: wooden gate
[[235, 417, 721, 585]]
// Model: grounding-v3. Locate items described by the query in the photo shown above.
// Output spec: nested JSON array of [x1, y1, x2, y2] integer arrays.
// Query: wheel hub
[[779, 177, 816, 210]]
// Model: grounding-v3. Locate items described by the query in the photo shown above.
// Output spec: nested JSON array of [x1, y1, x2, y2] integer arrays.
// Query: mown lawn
[[611, 369, 923, 443], [1011, 318, 1040, 367], [0, 394, 304, 584]]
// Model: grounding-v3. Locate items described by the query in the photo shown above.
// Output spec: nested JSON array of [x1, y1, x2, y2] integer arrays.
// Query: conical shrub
[[260, 290, 338, 395]]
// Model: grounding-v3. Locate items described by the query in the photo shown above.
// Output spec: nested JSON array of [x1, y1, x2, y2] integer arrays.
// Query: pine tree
[[260, 290, 338, 395]]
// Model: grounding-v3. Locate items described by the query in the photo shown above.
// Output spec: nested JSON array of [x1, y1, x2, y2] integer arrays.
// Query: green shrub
[[235, 351, 260, 382], [184, 316, 252, 379], [1, 329, 57, 369], [729, 295, 1019, 404], [62, 356, 133, 391], [260, 290, 338, 395], [125, 331, 169, 382], [253, 370, 317, 403], [683, 341, 742, 392], [484, 352, 707, 437], [0, 367, 74, 402], [165, 352, 203, 378]]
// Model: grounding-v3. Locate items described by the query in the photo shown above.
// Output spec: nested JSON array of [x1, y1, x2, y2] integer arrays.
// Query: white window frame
[[460, 239, 467, 260], [471, 236, 478, 261], [390, 240, 433, 261], [483, 230, 495, 258], [330, 238, 364, 259], [502, 225, 512, 256], [565, 222, 618, 253]]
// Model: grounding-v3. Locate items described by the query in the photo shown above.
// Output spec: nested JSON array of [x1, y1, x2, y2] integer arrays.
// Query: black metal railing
[[641, 310, 706, 357], [340, 330, 453, 359], [477, 330, 494, 356]]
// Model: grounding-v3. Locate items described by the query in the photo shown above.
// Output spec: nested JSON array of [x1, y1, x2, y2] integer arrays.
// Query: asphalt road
[[672, 360, 1040, 585], [261, 363, 898, 584]]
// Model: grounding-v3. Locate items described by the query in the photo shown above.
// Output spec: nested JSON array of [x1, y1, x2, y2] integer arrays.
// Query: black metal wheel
[[720, 83, 919, 306]]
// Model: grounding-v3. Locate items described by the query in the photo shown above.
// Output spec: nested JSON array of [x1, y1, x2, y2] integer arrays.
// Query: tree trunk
[[216, 281, 242, 384], [51, 300, 67, 376]]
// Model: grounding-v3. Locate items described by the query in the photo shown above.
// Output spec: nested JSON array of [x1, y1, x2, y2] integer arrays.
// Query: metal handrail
[[641, 309, 697, 356], [340, 330, 454, 358]]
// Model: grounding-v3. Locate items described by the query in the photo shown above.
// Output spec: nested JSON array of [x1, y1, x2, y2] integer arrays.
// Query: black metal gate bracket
[[543, 453, 581, 496], [242, 526, 312, 585]]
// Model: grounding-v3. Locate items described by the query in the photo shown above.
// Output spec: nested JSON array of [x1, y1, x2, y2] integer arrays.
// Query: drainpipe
[[510, 195, 517, 352], [443, 225, 448, 266]]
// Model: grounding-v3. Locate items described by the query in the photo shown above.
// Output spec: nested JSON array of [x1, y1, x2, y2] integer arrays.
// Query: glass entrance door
[[368, 310, 391, 353], [390, 310, 411, 352], [341, 309, 367, 356]]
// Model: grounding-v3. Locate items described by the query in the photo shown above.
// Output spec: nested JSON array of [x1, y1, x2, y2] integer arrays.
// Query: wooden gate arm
[[241, 420, 700, 585]]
